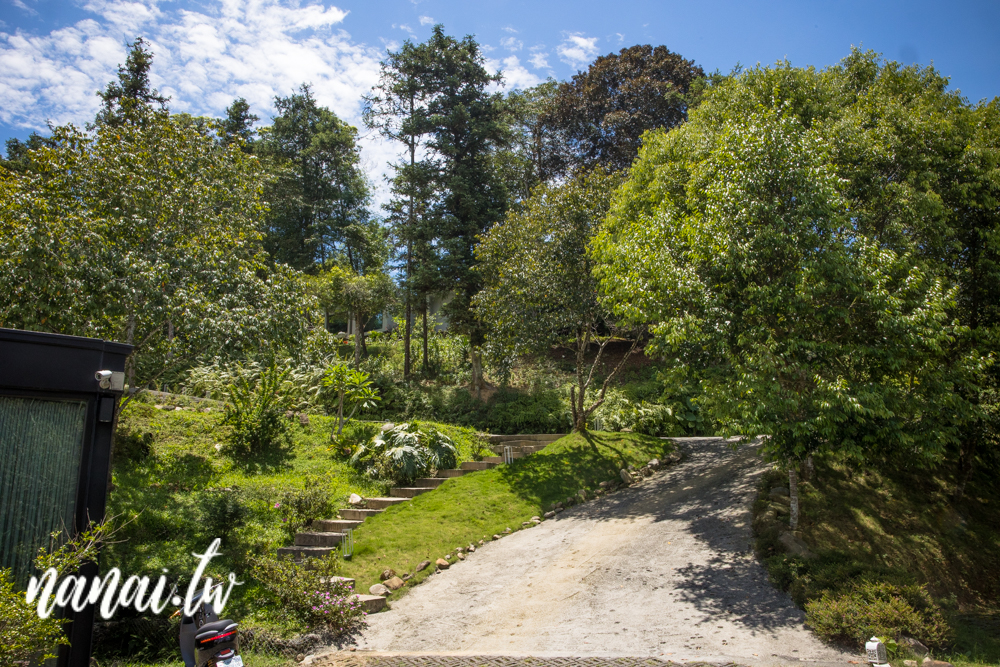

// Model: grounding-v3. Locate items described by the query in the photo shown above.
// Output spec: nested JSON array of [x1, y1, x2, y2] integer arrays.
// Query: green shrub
[[805, 580, 953, 648], [0, 568, 68, 664], [114, 427, 155, 462], [248, 555, 366, 634], [276, 481, 335, 540], [349, 422, 457, 485], [221, 361, 293, 456], [199, 488, 248, 545]]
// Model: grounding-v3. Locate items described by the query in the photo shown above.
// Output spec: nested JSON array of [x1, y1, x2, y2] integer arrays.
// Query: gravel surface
[[323, 437, 860, 667]]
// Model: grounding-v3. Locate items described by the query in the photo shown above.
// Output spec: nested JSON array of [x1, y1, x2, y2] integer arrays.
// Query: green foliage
[[349, 422, 457, 485], [1, 519, 120, 664], [596, 390, 683, 436], [593, 50, 995, 472], [0, 103, 311, 396], [0, 567, 67, 664], [321, 364, 381, 433], [248, 555, 365, 634], [275, 482, 335, 540], [805, 581, 953, 648], [199, 488, 248, 545], [221, 362, 294, 456], [476, 168, 639, 431]]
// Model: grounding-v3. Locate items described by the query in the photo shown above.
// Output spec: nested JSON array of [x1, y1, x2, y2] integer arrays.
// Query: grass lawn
[[753, 457, 1000, 667], [336, 431, 674, 598]]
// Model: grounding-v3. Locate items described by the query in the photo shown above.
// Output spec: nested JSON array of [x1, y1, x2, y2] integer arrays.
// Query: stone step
[[412, 477, 447, 488], [354, 594, 387, 613], [390, 487, 433, 498], [485, 433, 565, 444], [483, 452, 524, 464], [340, 508, 383, 521], [490, 444, 546, 454], [312, 519, 363, 533], [320, 575, 356, 589], [365, 497, 410, 510], [277, 546, 338, 559], [460, 461, 496, 471], [435, 469, 466, 478], [294, 531, 343, 547]]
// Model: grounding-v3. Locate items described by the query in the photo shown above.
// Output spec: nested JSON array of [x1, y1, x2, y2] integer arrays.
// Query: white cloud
[[488, 55, 542, 90], [0, 0, 405, 203], [528, 46, 549, 70], [393, 22, 415, 35], [557, 32, 598, 70], [502, 26, 517, 33], [500, 36, 521, 52], [418, 15, 434, 26], [11, 0, 38, 16]]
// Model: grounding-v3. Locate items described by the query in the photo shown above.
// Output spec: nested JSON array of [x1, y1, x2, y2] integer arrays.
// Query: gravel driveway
[[323, 437, 859, 667]]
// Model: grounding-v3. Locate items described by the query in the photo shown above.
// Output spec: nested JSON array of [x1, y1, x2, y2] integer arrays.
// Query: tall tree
[[476, 169, 639, 431], [420, 25, 509, 395], [94, 37, 170, 127], [593, 51, 999, 521], [364, 36, 436, 378], [220, 97, 259, 149], [262, 85, 371, 272], [545, 44, 704, 174]]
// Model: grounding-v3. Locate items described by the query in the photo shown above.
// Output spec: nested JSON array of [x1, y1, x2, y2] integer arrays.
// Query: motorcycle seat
[[195, 620, 237, 641]]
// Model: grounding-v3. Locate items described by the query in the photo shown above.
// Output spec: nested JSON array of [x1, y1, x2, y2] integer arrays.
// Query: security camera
[[95, 370, 113, 389]]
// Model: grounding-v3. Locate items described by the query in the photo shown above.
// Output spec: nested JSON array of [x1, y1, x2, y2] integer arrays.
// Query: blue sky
[[2, 0, 998, 193]]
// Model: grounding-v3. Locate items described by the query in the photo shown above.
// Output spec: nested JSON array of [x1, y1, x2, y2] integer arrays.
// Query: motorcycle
[[172, 589, 243, 667]]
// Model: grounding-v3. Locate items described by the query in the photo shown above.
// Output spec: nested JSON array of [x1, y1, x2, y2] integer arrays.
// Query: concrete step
[[294, 531, 343, 547], [390, 487, 433, 498], [490, 444, 546, 455], [483, 456, 504, 464], [312, 519, 363, 533], [436, 469, 466, 478], [354, 594, 387, 613], [412, 477, 446, 488], [460, 461, 496, 471], [365, 497, 410, 510], [341, 508, 383, 521], [277, 546, 338, 559]]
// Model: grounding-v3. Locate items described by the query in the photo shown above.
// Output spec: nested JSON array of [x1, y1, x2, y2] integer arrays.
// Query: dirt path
[[328, 438, 859, 666]]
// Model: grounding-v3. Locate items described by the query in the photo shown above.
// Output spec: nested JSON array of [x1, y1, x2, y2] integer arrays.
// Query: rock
[[444, 554, 452, 559], [531, 516, 540, 522], [468, 545, 476, 552], [384, 576, 405, 590], [900, 637, 929, 657], [493, 534, 502, 540], [457, 553, 466, 560], [368, 584, 389, 596], [922, 660, 954, 667], [778, 532, 815, 559], [401, 573, 412, 581], [478, 540, 485, 546], [544, 511, 556, 519], [416, 560, 431, 572], [380, 422, 394, 432], [554, 502, 564, 509], [769, 486, 790, 498], [531, 518, 541, 525], [296, 654, 305, 663], [285, 410, 295, 419], [641, 466, 652, 477], [620, 469, 633, 484], [298, 413, 310, 426], [504, 527, 512, 533], [648, 458, 660, 469], [522, 521, 531, 527], [555, 507, 564, 513], [349, 493, 363, 505], [379, 569, 396, 581], [435, 558, 450, 569], [904, 661, 918, 667], [599, 481, 611, 488], [578, 489, 588, 500], [455, 547, 465, 553]]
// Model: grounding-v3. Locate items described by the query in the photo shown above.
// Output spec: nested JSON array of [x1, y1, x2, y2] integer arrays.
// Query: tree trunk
[[353, 314, 362, 368], [422, 297, 429, 374], [789, 465, 800, 531], [337, 388, 345, 435], [802, 455, 814, 481], [404, 247, 412, 379], [955, 432, 978, 501], [470, 347, 483, 400]]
